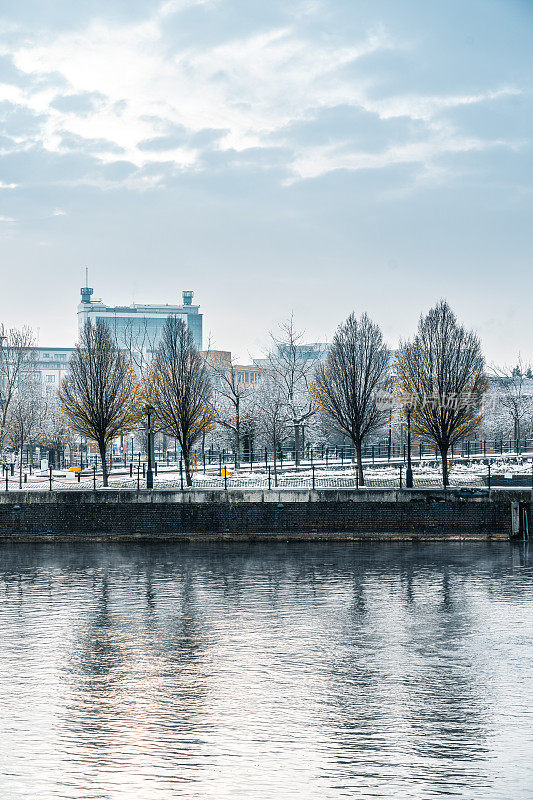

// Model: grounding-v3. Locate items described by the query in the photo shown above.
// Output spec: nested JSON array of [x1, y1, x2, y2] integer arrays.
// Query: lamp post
[[406, 405, 413, 489], [144, 404, 154, 490]]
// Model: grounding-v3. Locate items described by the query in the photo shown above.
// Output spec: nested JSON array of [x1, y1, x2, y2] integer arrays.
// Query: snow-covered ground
[[5, 455, 532, 490]]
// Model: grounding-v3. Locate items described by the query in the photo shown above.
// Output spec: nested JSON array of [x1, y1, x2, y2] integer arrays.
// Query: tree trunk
[[440, 444, 449, 488], [273, 436, 278, 487], [294, 421, 300, 468], [183, 447, 193, 487], [355, 439, 364, 486], [235, 398, 241, 469], [99, 441, 108, 487]]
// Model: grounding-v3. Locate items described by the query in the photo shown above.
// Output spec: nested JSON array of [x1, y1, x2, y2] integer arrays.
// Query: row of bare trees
[[59, 316, 213, 486], [211, 301, 493, 487], [2, 300, 529, 489]]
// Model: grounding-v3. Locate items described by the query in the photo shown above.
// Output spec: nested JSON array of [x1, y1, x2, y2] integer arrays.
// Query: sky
[[0, 0, 531, 365]]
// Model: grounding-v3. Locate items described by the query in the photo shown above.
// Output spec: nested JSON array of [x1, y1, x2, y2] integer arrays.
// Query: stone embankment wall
[[0, 489, 531, 540]]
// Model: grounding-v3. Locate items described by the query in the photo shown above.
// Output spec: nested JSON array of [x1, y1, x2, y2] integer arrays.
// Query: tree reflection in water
[[0, 541, 531, 800]]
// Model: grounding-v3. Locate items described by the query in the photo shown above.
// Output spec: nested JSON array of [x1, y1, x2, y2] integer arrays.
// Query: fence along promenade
[[2, 453, 532, 492]]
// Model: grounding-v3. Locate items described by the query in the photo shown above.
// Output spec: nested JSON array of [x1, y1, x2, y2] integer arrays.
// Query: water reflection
[[0, 541, 531, 799]]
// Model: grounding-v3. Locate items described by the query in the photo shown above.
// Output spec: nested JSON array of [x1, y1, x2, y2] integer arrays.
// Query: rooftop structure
[[78, 284, 203, 352]]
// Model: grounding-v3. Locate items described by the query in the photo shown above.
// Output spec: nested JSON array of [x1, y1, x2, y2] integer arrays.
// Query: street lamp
[[406, 404, 413, 489], [144, 404, 155, 490]]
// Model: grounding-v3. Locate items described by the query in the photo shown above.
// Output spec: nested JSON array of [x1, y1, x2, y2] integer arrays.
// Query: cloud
[[0, 0, 525, 189], [288, 130, 515, 183]]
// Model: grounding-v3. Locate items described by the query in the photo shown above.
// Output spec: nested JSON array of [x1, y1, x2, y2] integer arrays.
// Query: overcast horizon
[[0, 0, 531, 365]]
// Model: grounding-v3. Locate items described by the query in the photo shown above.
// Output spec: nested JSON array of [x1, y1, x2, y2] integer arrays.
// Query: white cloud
[[288, 132, 514, 182], [0, 0, 523, 186]]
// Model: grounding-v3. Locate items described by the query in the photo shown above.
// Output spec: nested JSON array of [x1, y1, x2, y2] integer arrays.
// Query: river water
[[0, 541, 531, 800]]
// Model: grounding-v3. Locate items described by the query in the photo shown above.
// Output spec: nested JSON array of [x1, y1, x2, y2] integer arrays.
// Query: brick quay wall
[[0, 488, 530, 541]]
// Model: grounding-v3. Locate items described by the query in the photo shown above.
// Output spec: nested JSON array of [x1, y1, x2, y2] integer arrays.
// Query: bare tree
[[395, 300, 488, 487], [40, 397, 71, 468], [491, 356, 533, 447], [5, 379, 46, 488], [209, 354, 251, 469], [0, 324, 37, 454], [314, 313, 389, 485], [268, 316, 318, 467], [59, 319, 141, 486], [147, 316, 213, 486], [256, 374, 291, 486]]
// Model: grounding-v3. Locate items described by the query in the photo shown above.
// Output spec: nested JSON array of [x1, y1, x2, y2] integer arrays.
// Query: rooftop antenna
[[80, 266, 93, 304]]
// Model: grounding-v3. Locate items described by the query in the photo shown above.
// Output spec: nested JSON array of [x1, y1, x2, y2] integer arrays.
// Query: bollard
[[488, 462, 491, 492], [180, 459, 184, 491], [77, 471, 81, 483], [155, 461, 158, 476], [356, 471, 359, 489], [49, 466, 53, 492], [24, 473, 27, 484], [143, 462, 146, 478], [268, 466, 271, 490], [129, 463, 133, 477], [224, 467, 227, 491], [399, 464, 403, 489], [312, 465, 315, 490], [93, 465, 96, 491], [137, 465, 140, 491], [5, 471, 8, 491]]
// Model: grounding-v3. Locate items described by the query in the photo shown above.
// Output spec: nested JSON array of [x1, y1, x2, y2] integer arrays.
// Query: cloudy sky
[[0, 0, 531, 363]]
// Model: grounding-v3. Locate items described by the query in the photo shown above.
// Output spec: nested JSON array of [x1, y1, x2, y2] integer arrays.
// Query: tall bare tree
[[0, 324, 37, 454], [314, 313, 389, 485], [209, 353, 252, 469], [256, 373, 291, 486], [491, 356, 532, 446], [40, 397, 71, 468], [395, 300, 488, 487], [147, 316, 213, 486], [5, 378, 46, 487], [268, 316, 318, 467], [59, 319, 141, 486]]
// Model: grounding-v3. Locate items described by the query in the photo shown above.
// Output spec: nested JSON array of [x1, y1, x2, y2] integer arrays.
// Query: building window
[[46, 375, 55, 383]]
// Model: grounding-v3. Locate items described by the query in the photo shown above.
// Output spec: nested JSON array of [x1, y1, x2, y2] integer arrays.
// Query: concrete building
[[200, 350, 264, 391], [78, 284, 203, 352]]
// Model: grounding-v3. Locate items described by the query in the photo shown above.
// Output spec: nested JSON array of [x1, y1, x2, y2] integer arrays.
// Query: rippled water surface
[[0, 541, 532, 800]]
